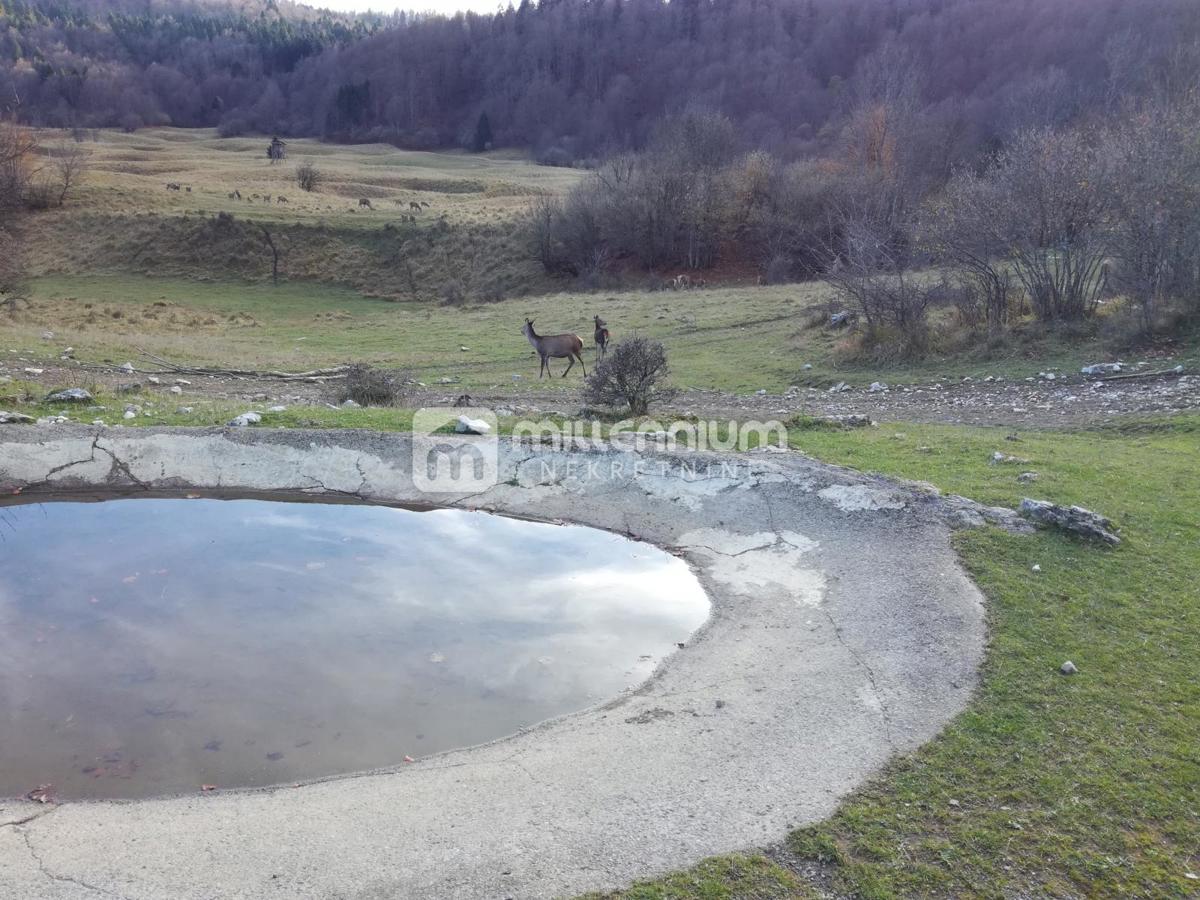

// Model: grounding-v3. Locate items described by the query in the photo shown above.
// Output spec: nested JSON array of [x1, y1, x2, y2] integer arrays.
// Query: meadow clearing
[[8, 127, 1197, 401], [2, 129, 1199, 899]]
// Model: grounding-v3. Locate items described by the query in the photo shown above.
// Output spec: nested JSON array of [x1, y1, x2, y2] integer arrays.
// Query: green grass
[[584, 854, 816, 899], [605, 417, 1200, 899], [11, 274, 1196, 396]]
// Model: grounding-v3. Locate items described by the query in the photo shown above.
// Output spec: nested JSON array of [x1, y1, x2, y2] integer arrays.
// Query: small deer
[[523, 318, 587, 378], [593, 315, 610, 360]]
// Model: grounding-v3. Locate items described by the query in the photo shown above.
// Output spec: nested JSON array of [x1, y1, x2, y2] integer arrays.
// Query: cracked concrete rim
[[0, 427, 987, 899]]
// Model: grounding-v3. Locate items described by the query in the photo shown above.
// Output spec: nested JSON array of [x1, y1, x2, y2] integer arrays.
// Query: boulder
[[455, 415, 491, 435], [44, 387, 94, 404], [1081, 362, 1123, 376], [822, 414, 872, 428], [227, 412, 262, 427], [1019, 498, 1120, 545], [0, 410, 34, 424], [829, 310, 857, 328]]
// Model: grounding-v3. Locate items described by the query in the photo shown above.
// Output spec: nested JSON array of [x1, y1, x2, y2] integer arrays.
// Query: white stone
[[455, 415, 491, 435]]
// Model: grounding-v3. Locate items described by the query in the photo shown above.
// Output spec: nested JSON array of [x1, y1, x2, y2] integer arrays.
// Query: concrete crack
[[20, 825, 134, 900], [1, 804, 58, 829], [93, 440, 149, 489], [818, 605, 896, 748]]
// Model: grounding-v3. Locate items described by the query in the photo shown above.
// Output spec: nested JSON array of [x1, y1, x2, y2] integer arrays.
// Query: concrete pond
[[0, 426, 993, 899]]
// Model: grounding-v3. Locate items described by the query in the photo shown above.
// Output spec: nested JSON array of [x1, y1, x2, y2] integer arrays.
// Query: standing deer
[[522, 318, 587, 378], [593, 315, 610, 360]]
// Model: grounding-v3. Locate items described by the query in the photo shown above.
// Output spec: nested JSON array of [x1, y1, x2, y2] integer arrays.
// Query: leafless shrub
[[295, 161, 322, 192], [583, 336, 677, 415], [337, 364, 411, 407]]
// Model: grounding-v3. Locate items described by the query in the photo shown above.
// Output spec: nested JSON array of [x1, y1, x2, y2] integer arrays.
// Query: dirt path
[[6, 357, 1198, 428]]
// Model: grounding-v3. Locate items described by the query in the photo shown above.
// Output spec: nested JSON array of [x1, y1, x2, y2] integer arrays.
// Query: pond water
[[0, 496, 709, 800]]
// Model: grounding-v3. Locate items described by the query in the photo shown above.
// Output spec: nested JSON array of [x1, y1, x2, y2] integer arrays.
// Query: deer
[[593, 315, 610, 360], [409, 201, 422, 211], [359, 198, 373, 209], [522, 318, 587, 378]]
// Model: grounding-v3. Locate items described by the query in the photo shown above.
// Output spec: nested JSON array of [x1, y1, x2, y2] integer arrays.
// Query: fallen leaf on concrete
[[25, 784, 56, 804]]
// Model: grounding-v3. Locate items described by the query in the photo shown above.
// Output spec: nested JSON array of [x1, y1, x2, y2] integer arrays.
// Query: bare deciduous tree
[[940, 128, 1114, 322], [52, 139, 88, 206], [1101, 98, 1200, 328]]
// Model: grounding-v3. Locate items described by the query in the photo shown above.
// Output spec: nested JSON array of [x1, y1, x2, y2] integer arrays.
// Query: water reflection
[[0, 496, 709, 799]]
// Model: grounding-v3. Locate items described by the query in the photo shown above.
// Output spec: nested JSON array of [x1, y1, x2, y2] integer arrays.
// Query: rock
[[455, 415, 491, 435], [828, 381, 850, 393], [991, 451, 1030, 465], [340, 399, 361, 408], [459, 346, 470, 352], [147, 376, 161, 385], [803, 363, 813, 370], [23, 367, 44, 376], [174, 378, 192, 386], [822, 414, 872, 427], [41, 331, 54, 340], [755, 388, 767, 396], [437, 376, 458, 384], [116, 382, 142, 394], [177, 407, 194, 414], [266, 405, 287, 413], [44, 387, 94, 403], [1018, 471, 1039, 483], [1031, 564, 1041, 572], [1081, 362, 1123, 376], [120, 362, 135, 373], [1060, 661, 1077, 675], [0, 410, 35, 424], [1019, 498, 1120, 545], [227, 412, 262, 427], [169, 385, 183, 394], [36, 415, 69, 425], [123, 410, 137, 420], [1173, 364, 1184, 374], [868, 381, 888, 393], [830, 309, 857, 327]]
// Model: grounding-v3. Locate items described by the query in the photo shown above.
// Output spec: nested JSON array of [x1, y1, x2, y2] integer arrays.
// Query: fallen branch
[[1095, 367, 1185, 382], [135, 350, 351, 380], [78, 352, 351, 381]]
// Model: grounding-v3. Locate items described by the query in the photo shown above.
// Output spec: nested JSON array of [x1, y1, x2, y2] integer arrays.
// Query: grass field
[[7, 273, 1195, 398], [10, 127, 1197, 392]]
